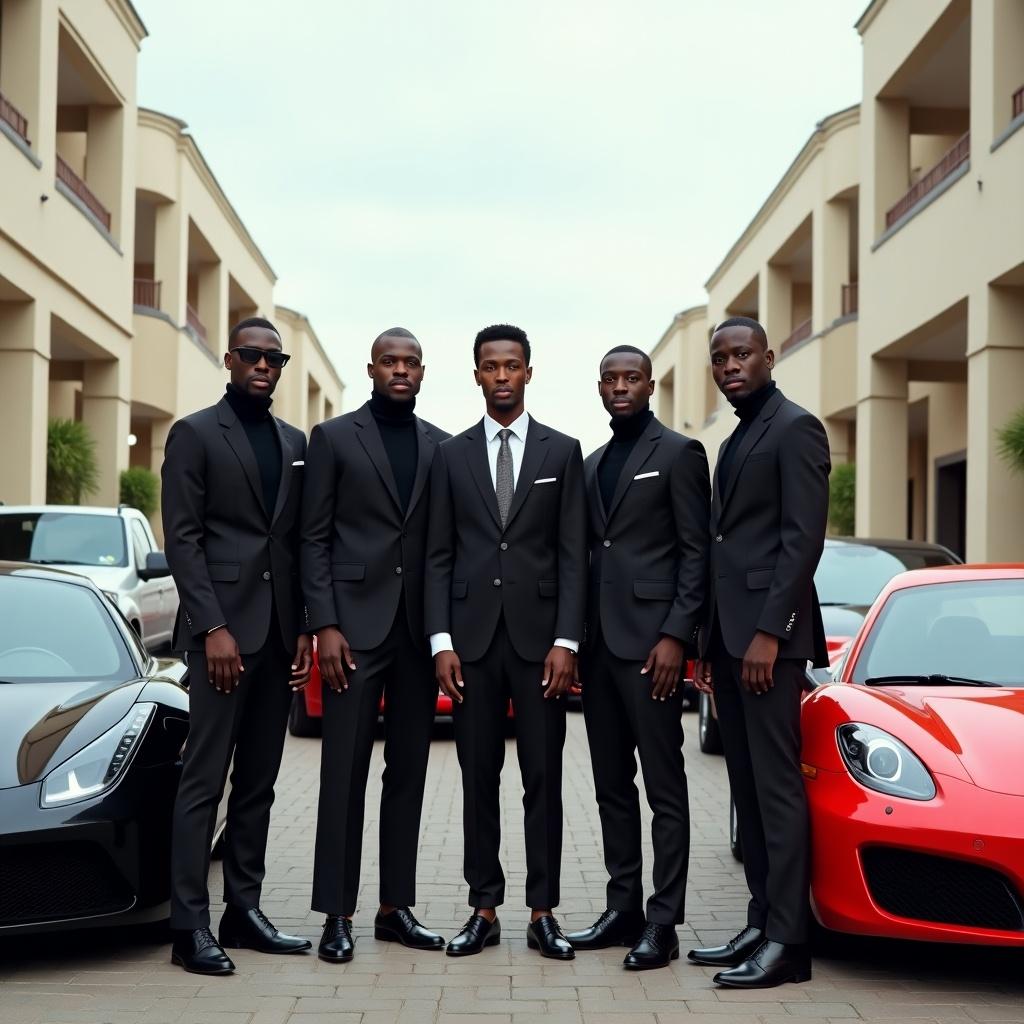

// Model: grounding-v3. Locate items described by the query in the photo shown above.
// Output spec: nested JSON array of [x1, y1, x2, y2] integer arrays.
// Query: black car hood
[[0, 677, 146, 789]]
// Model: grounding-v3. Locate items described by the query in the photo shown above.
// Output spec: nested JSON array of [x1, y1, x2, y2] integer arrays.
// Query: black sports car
[[0, 562, 222, 935]]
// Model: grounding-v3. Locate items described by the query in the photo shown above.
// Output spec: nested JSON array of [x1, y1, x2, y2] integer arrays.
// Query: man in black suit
[[162, 317, 313, 975], [687, 316, 830, 989], [301, 328, 450, 963], [567, 346, 710, 970], [425, 324, 587, 960]]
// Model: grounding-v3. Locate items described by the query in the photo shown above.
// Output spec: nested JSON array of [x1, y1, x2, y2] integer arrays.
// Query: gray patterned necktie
[[496, 428, 514, 527]]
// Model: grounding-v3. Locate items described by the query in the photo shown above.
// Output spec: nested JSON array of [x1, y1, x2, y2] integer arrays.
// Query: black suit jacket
[[424, 416, 587, 664], [300, 402, 450, 650], [584, 417, 711, 661], [161, 396, 307, 654], [702, 388, 831, 666]]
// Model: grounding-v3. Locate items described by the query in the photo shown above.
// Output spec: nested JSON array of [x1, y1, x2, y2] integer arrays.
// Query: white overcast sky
[[135, 0, 864, 452]]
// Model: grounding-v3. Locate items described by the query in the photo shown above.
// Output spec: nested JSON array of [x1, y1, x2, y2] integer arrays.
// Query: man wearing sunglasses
[[162, 317, 313, 975]]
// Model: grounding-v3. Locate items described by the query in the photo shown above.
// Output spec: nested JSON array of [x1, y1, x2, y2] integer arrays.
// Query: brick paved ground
[[2, 712, 1022, 1023]]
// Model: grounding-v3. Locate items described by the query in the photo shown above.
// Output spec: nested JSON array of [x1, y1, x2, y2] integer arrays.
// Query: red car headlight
[[836, 723, 936, 801]]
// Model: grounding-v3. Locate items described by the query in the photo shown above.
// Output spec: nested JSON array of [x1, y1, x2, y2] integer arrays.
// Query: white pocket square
[[634, 470, 659, 480], [292, 460, 304, 466], [534, 477, 557, 484]]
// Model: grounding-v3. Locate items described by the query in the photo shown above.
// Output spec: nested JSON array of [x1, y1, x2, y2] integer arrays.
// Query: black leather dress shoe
[[526, 915, 574, 960], [687, 925, 765, 967], [171, 928, 235, 975], [446, 914, 501, 956], [623, 922, 679, 970], [218, 906, 311, 954], [319, 915, 355, 963], [566, 909, 646, 951], [713, 940, 811, 989], [374, 907, 445, 950]]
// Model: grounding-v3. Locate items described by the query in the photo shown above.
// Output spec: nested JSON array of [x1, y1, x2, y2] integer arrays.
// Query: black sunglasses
[[232, 346, 291, 369]]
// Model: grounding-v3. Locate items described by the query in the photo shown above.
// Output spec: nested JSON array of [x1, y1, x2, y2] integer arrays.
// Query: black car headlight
[[836, 723, 936, 801], [40, 703, 156, 808]]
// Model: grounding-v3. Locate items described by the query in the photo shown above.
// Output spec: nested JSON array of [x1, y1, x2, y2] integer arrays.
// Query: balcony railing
[[186, 303, 208, 345], [779, 318, 812, 355], [55, 154, 112, 231], [841, 282, 859, 317], [133, 278, 162, 309], [1013, 85, 1024, 121], [885, 131, 969, 229], [0, 90, 29, 143]]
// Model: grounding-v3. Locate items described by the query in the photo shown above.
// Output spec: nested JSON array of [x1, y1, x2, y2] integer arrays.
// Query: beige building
[[653, 0, 1024, 562], [0, 0, 343, 525]]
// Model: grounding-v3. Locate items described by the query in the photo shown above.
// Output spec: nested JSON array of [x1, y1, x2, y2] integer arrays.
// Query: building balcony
[[885, 132, 969, 229], [779, 318, 812, 355], [55, 154, 111, 231], [186, 302, 209, 346], [133, 278, 162, 310], [841, 282, 859, 317], [0, 90, 29, 144]]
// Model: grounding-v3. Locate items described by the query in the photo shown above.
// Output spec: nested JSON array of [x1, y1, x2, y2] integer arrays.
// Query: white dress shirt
[[429, 411, 578, 658]]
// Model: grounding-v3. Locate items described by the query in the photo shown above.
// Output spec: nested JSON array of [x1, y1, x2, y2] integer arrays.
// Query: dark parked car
[[0, 563, 224, 935], [698, 537, 961, 757]]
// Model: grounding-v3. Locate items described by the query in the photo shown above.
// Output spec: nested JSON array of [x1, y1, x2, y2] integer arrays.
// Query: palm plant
[[47, 418, 99, 504], [997, 406, 1024, 475]]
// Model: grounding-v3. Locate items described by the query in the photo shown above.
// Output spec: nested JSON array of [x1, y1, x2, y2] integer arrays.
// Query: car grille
[[862, 847, 1024, 932], [0, 841, 134, 926]]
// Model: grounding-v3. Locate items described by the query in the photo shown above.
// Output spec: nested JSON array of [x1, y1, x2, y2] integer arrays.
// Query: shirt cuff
[[429, 632, 454, 657], [554, 637, 579, 654]]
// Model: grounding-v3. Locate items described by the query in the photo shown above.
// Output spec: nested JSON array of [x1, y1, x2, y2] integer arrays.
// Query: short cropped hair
[[474, 324, 531, 366], [229, 316, 281, 348], [601, 344, 652, 377], [373, 327, 419, 346], [712, 316, 768, 349]]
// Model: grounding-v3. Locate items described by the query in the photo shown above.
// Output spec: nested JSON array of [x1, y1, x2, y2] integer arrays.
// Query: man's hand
[[542, 646, 575, 699], [205, 628, 244, 694], [641, 635, 685, 701], [741, 630, 779, 694], [571, 658, 582, 698], [317, 626, 356, 693], [435, 651, 464, 704], [290, 634, 313, 691], [692, 660, 713, 694]]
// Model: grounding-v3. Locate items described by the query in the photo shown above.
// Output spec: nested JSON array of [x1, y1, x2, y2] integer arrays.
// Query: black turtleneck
[[369, 390, 418, 513], [225, 383, 281, 516], [598, 406, 653, 512], [716, 380, 777, 493]]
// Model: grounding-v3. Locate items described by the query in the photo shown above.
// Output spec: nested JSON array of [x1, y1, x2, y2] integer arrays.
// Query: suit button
[[492, 578, 502, 587], [715, 534, 723, 543], [603, 539, 612, 548], [500, 542, 508, 551], [262, 570, 271, 581], [395, 567, 403, 575]]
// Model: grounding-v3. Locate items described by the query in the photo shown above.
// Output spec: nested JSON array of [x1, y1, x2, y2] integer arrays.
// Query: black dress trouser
[[582, 633, 690, 925], [708, 621, 810, 944], [453, 618, 567, 910], [170, 624, 293, 929], [311, 612, 437, 917]]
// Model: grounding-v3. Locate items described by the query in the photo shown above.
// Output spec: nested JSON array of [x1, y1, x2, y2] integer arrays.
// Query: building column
[[153, 200, 187, 324], [0, 0, 51, 154], [856, 357, 908, 538], [0, 299, 49, 504], [812, 199, 850, 330], [197, 261, 227, 353], [81, 357, 132, 507], [871, 98, 910, 237], [149, 418, 172, 545], [965, 286, 1024, 561], [760, 262, 792, 350]]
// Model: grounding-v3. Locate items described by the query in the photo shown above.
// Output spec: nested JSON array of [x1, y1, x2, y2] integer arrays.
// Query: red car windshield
[[852, 579, 1024, 687]]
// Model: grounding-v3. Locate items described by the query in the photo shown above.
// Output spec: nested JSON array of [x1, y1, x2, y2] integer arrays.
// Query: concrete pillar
[[0, 0, 50, 153], [760, 262, 792, 351], [872, 99, 910, 236], [81, 358, 131, 507], [856, 357, 908, 538], [983, 1, 1024, 143], [197, 261, 227, 354], [153, 200, 187, 324], [86, 104, 125, 240], [149, 418, 172, 545], [812, 199, 851, 329], [0, 299, 49, 504]]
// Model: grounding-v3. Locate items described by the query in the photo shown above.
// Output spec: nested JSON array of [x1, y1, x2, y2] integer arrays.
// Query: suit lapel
[[587, 441, 610, 527], [354, 403, 402, 515], [503, 418, 550, 531], [465, 421, 502, 531], [605, 421, 662, 523], [711, 437, 728, 526], [404, 419, 435, 522], [269, 416, 293, 526], [719, 389, 785, 515], [218, 398, 268, 520]]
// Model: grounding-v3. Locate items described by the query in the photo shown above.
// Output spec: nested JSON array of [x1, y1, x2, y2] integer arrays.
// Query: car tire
[[288, 692, 322, 738], [729, 792, 743, 863], [698, 691, 723, 754]]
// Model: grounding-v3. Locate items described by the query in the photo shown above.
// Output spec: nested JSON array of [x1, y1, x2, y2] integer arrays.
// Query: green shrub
[[119, 467, 159, 518], [47, 418, 99, 504], [829, 462, 856, 536], [997, 405, 1024, 476]]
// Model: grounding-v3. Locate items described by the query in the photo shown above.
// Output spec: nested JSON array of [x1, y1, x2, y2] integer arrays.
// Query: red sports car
[[801, 564, 1024, 947]]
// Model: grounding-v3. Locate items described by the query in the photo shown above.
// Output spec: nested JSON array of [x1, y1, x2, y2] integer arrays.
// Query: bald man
[[302, 329, 451, 962]]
